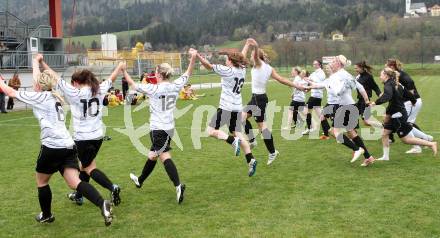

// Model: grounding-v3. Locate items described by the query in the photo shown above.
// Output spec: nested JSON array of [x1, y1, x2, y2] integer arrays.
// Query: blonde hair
[[36, 70, 65, 104], [300, 69, 310, 77], [157, 63, 174, 79], [293, 66, 302, 75], [383, 67, 401, 88], [387, 58, 403, 71], [336, 55, 351, 67]]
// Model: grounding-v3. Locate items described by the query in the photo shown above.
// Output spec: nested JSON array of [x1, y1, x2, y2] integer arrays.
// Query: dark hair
[[71, 69, 100, 96], [355, 61, 373, 74], [386, 59, 402, 71], [314, 59, 323, 68]]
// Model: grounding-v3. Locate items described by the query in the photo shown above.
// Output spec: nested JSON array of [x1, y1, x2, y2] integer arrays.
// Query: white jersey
[[292, 76, 308, 102], [16, 91, 74, 149], [316, 77, 341, 105], [135, 74, 188, 131], [309, 68, 326, 99], [332, 69, 366, 106], [213, 64, 246, 112], [251, 61, 272, 94], [57, 79, 112, 141]]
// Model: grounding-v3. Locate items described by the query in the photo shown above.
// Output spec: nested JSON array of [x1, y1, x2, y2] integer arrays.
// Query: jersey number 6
[[80, 98, 100, 118]]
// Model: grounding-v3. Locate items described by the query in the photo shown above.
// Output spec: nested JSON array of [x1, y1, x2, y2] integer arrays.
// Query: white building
[[405, 1, 428, 18]]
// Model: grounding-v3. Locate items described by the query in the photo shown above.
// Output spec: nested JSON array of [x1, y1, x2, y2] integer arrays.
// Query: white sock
[[411, 128, 432, 141], [382, 147, 390, 159]]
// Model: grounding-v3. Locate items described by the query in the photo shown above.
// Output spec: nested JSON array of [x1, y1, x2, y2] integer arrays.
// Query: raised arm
[[184, 48, 198, 77], [37, 54, 59, 79], [196, 53, 213, 71], [249, 39, 262, 68], [108, 62, 125, 83], [0, 75, 16, 98], [122, 67, 137, 88], [241, 39, 252, 57]]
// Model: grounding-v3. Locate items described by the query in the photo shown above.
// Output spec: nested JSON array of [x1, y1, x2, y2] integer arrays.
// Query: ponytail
[[355, 61, 373, 74]]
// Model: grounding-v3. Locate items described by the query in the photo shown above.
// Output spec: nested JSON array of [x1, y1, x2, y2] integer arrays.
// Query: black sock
[[293, 111, 298, 125], [38, 185, 52, 218], [75, 171, 90, 198], [321, 119, 330, 136], [341, 134, 359, 151], [90, 169, 114, 191], [262, 128, 276, 154], [138, 159, 157, 184], [306, 113, 312, 129], [245, 120, 255, 143], [163, 159, 180, 187], [245, 153, 254, 163], [76, 181, 104, 208], [226, 136, 235, 145], [389, 133, 395, 142], [352, 136, 371, 158], [413, 123, 421, 130]]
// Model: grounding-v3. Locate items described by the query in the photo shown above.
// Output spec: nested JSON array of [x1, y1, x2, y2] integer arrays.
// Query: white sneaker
[[427, 135, 434, 142], [351, 148, 365, 163], [249, 140, 258, 149], [176, 184, 186, 204], [376, 156, 389, 161], [232, 137, 241, 156], [267, 150, 280, 165], [302, 129, 310, 135], [406, 146, 422, 154], [129, 173, 141, 188], [309, 128, 317, 133]]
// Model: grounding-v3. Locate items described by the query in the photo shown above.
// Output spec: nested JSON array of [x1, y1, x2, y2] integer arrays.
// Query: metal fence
[[0, 51, 88, 69]]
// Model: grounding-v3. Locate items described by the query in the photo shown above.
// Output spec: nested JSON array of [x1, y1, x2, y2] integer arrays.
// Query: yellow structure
[[332, 33, 344, 41]]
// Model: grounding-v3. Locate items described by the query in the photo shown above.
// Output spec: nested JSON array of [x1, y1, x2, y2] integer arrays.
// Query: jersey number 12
[[233, 78, 245, 94]]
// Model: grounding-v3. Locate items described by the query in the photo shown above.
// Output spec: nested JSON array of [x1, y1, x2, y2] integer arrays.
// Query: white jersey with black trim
[[213, 64, 246, 112], [251, 61, 272, 94], [57, 79, 112, 141], [309, 68, 326, 99], [332, 69, 366, 106], [16, 91, 74, 149], [135, 74, 189, 131], [315, 77, 341, 105], [292, 76, 308, 102]]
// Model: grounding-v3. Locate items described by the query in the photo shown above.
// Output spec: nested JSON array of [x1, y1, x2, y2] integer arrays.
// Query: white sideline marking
[[0, 117, 35, 123]]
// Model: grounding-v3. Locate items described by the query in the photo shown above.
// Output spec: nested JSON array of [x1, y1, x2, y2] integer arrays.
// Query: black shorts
[[150, 130, 174, 154], [334, 104, 360, 130], [290, 100, 306, 112], [384, 116, 413, 138], [307, 97, 322, 109], [209, 108, 242, 133], [355, 100, 371, 120], [75, 139, 103, 168], [36, 145, 80, 175], [322, 104, 338, 119], [244, 94, 268, 123]]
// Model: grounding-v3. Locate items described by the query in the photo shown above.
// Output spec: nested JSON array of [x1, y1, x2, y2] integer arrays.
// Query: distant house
[[332, 33, 344, 41], [276, 31, 320, 42], [430, 4, 440, 16], [405, 1, 428, 18]]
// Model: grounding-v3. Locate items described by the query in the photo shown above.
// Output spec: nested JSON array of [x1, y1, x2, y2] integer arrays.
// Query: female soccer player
[[128, 48, 197, 204], [308, 55, 374, 166], [354, 61, 382, 127], [55, 62, 124, 206], [241, 38, 304, 165], [371, 68, 437, 160], [303, 60, 326, 135], [196, 50, 258, 177], [0, 55, 113, 226], [288, 68, 309, 130], [386, 59, 432, 154]]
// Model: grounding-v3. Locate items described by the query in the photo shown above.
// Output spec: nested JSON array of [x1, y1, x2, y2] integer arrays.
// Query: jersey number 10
[[233, 78, 245, 94], [80, 98, 100, 118]]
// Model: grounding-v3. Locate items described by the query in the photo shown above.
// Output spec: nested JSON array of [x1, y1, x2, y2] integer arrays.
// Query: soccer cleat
[[301, 129, 310, 135], [232, 137, 241, 156], [176, 184, 186, 204], [101, 200, 113, 226], [35, 212, 55, 223], [248, 159, 258, 177], [319, 135, 330, 140], [67, 191, 84, 206], [111, 184, 121, 206], [361, 156, 376, 167], [406, 146, 422, 154], [129, 173, 142, 188], [376, 156, 389, 161], [427, 135, 434, 142], [350, 148, 365, 163], [267, 150, 279, 165], [249, 140, 258, 149]]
